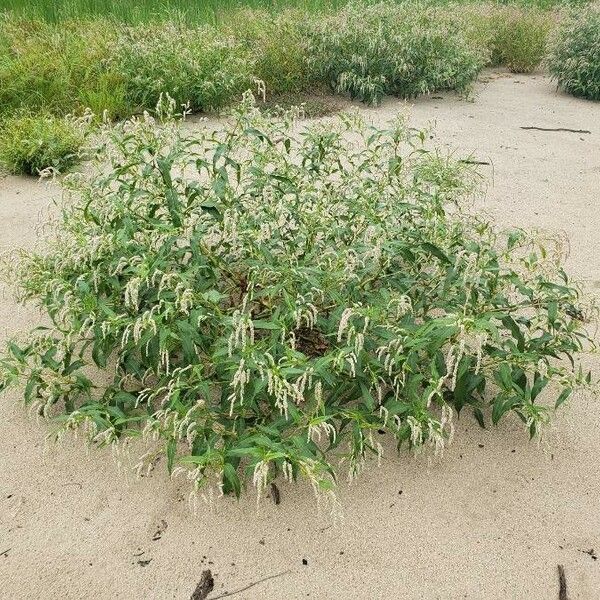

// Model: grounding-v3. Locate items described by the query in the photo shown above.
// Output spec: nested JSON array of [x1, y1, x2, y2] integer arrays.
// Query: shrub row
[[0, 2, 564, 120], [0, 2, 597, 175]]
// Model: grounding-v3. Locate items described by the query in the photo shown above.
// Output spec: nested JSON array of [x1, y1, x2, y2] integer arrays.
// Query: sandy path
[[0, 70, 599, 600]]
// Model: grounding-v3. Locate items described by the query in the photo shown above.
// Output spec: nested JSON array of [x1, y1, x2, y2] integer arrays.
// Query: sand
[[0, 70, 599, 600]]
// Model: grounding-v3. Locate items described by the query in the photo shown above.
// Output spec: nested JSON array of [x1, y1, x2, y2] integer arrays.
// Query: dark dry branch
[[520, 126, 591, 134], [270, 482, 281, 505], [558, 564, 568, 600]]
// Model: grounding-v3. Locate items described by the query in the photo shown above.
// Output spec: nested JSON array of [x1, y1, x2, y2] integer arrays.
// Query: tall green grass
[[7, 0, 340, 24], [0, 0, 587, 23]]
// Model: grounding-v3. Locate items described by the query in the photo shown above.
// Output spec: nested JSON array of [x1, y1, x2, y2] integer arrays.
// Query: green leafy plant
[[487, 6, 553, 72], [0, 111, 86, 175], [112, 22, 254, 112], [0, 95, 593, 501], [306, 1, 487, 105], [547, 5, 600, 100]]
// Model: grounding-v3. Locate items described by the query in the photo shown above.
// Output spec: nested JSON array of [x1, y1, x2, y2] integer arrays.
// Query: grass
[[0, 2, 562, 121], [9, 0, 342, 24], [0, 0, 587, 23], [547, 4, 600, 100], [456, 4, 555, 72]]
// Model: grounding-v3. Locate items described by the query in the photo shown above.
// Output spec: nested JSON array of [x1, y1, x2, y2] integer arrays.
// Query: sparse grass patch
[[0, 111, 86, 175], [257, 93, 344, 118], [547, 5, 600, 100], [0, 97, 592, 499]]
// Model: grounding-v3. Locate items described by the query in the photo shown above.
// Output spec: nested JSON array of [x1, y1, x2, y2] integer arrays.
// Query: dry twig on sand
[[520, 126, 591, 134], [210, 571, 291, 599], [558, 564, 568, 600]]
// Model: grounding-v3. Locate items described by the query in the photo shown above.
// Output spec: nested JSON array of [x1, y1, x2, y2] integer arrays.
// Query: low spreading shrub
[[0, 96, 593, 500], [112, 22, 254, 112], [0, 111, 86, 175], [306, 2, 487, 105], [547, 5, 600, 100]]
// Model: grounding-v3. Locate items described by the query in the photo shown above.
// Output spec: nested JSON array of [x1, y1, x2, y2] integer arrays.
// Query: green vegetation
[[0, 1, 593, 176], [452, 5, 554, 72], [224, 9, 321, 96], [0, 0, 338, 23], [548, 5, 600, 100], [0, 2, 568, 122], [112, 23, 253, 113], [306, 3, 485, 104], [0, 111, 86, 175], [0, 98, 592, 497], [0, 17, 123, 117], [0, 0, 585, 24], [491, 7, 554, 72]]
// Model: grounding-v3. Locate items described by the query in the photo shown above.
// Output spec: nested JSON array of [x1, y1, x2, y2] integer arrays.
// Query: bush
[[112, 22, 254, 112], [456, 5, 554, 72], [0, 95, 592, 500], [0, 111, 86, 175], [223, 9, 319, 98], [493, 7, 553, 73], [306, 2, 486, 105], [547, 5, 600, 100]]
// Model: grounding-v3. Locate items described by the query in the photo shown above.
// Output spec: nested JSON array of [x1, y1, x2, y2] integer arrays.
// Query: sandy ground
[[0, 70, 599, 600]]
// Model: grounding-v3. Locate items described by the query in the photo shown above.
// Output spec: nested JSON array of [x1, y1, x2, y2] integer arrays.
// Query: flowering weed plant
[[306, 2, 486, 105], [0, 96, 594, 501], [0, 110, 88, 175], [547, 4, 600, 101]]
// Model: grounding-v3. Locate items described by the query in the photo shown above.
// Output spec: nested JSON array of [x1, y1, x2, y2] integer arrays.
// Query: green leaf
[[555, 387, 572, 409], [222, 462, 241, 498], [492, 396, 515, 425], [421, 242, 451, 265], [166, 438, 177, 474], [473, 407, 485, 428], [501, 316, 525, 352], [495, 363, 513, 390], [547, 301, 558, 325]]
